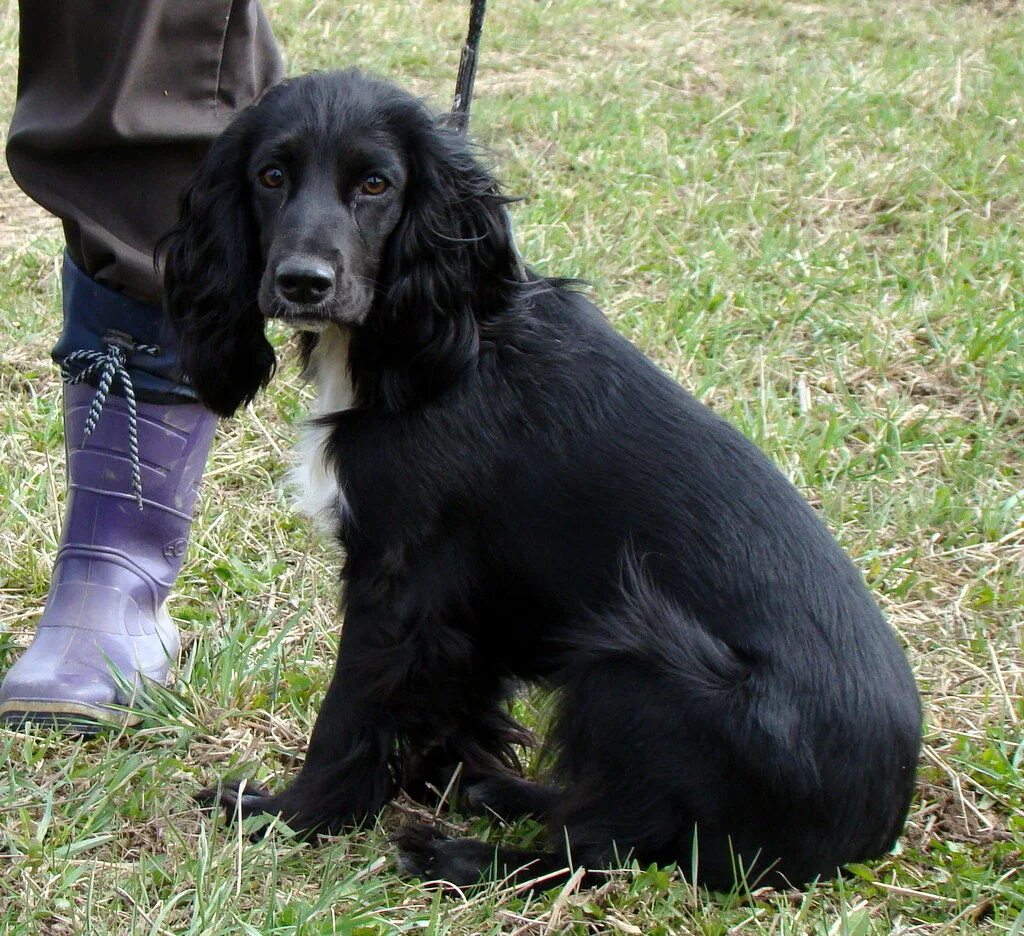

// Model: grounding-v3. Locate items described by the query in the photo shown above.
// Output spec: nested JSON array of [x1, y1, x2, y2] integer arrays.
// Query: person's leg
[[0, 1, 283, 731]]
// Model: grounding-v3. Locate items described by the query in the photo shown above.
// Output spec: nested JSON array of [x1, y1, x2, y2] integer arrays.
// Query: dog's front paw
[[195, 777, 354, 840], [195, 778, 280, 830]]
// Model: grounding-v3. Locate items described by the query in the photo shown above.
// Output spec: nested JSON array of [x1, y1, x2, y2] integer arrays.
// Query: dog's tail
[[570, 548, 820, 794], [579, 549, 752, 696]]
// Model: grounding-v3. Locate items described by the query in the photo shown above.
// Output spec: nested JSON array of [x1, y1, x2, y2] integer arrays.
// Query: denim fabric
[[51, 254, 197, 404]]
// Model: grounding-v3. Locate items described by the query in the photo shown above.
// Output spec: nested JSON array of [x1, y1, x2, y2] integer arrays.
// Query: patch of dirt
[[906, 774, 1014, 850]]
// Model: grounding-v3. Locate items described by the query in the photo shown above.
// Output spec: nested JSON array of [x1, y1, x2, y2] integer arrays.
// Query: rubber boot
[[0, 383, 217, 732]]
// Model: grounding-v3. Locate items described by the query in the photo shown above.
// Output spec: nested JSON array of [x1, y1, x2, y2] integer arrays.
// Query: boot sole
[[0, 605, 179, 736], [0, 699, 142, 736]]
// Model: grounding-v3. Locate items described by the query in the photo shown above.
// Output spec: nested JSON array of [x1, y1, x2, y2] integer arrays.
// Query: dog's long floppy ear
[[369, 122, 520, 411], [161, 122, 275, 417]]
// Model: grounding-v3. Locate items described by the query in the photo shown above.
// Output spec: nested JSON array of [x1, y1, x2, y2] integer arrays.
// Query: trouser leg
[[7, 0, 283, 307], [0, 1, 283, 731]]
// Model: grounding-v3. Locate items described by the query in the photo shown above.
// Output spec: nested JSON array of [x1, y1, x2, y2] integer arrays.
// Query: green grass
[[1, 0, 1023, 932]]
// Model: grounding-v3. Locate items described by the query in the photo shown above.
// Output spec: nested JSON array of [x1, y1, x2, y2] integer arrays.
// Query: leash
[[449, 0, 487, 133], [449, 0, 528, 282]]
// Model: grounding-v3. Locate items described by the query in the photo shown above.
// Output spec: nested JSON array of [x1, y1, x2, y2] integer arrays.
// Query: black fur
[[168, 70, 921, 892], [161, 119, 276, 416]]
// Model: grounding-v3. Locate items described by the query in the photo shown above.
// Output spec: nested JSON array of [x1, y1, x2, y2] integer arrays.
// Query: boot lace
[[60, 331, 159, 510]]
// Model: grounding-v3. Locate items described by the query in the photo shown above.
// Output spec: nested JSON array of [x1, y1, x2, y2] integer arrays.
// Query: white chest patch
[[286, 324, 354, 535]]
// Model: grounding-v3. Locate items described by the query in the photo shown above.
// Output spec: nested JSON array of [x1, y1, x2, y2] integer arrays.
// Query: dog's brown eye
[[360, 175, 389, 196], [258, 166, 285, 189]]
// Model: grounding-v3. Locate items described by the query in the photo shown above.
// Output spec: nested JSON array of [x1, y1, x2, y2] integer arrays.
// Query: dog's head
[[162, 70, 520, 416]]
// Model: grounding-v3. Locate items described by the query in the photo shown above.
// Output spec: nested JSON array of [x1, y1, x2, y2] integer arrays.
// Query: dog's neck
[[305, 323, 354, 416], [287, 323, 354, 534]]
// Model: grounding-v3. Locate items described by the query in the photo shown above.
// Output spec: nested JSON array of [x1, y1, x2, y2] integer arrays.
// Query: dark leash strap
[[450, 0, 528, 282], [450, 0, 487, 134]]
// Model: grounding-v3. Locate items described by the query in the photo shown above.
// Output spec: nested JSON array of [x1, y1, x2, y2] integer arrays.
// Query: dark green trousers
[[6, 1, 284, 306]]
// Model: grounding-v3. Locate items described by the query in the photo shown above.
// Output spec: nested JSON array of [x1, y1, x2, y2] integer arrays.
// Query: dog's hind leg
[[394, 629, 754, 889], [461, 774, 560, 820], [392, 665, 682, 891], [545, 640, 773, 892], [400, 704, 558, 820], [400, 688, 537, 806]]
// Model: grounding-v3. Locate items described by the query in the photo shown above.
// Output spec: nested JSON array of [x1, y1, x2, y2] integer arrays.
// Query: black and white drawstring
[[60, 331, 159, 510]]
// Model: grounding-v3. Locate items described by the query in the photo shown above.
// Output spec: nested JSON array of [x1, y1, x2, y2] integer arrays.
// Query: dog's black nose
[[275, 260, 335, 304]]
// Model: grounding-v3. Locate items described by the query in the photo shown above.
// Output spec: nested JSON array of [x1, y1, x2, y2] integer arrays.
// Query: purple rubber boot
[[0, 382, 217, 732]]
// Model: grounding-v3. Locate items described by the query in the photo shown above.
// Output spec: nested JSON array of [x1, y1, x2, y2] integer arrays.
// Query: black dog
[[163, 70, 921, 891]]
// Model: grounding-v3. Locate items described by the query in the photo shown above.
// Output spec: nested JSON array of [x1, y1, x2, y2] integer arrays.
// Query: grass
[[1, 0, 1022, 932]]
